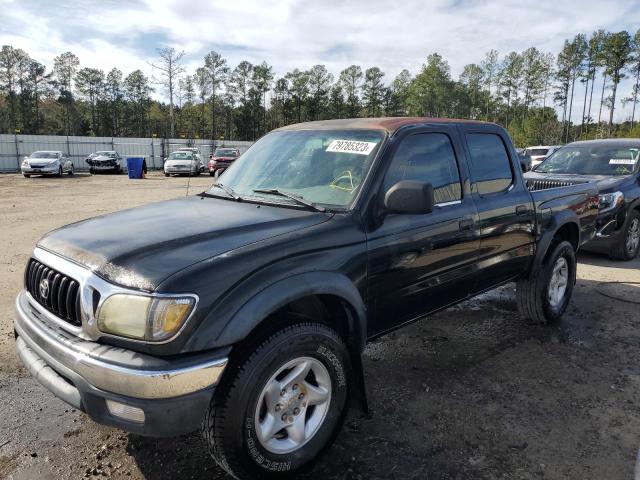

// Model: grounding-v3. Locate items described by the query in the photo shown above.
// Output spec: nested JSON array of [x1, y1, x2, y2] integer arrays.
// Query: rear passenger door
[[366, 127, 480, 336], [460, 126, 535, 291]]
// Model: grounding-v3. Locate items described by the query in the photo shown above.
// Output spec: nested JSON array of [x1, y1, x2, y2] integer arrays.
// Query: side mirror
[[384, 180, 434, 214]]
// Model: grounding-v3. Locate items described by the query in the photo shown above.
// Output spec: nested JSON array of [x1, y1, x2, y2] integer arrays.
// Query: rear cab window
[[465, 133, 514, 195]]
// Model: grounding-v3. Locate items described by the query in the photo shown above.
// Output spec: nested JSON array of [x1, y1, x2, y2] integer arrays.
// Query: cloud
[[1, 0, 639, 122]]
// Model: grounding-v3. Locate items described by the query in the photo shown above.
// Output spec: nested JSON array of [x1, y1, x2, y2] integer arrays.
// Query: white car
[[163, 151, 204, 176], [21, 151, 74, 178], [526, 145, 562, 169]]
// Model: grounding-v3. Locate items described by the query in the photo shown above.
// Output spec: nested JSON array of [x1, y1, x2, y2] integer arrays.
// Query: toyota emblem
[[39, 278, 50, 299]]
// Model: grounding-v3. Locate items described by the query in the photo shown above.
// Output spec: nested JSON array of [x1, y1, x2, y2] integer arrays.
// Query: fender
[[188, 271, 368, 352], [531, 209, 581, 276]]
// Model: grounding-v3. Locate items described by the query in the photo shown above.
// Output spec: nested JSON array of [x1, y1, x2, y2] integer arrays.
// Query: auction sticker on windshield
[[326, 139, 378, 155], [609, 159, 637, 165]]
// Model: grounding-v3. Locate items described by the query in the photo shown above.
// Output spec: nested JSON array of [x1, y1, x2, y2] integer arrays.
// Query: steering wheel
[[330, 170, 355, 191]]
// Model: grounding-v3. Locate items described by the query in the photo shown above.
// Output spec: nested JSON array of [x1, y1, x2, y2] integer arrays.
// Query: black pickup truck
[[15, 118, 598, 479], [526, 139, 640, 260]]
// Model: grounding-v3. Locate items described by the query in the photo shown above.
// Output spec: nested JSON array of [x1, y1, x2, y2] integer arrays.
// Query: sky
[[1, 0, 640, 122]]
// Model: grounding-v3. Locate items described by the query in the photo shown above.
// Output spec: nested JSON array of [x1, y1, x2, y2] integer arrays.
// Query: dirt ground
[[1, 172, 639, 480]]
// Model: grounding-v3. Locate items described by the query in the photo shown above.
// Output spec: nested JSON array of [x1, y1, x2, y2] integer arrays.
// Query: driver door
[[366, 128, 480, 336]]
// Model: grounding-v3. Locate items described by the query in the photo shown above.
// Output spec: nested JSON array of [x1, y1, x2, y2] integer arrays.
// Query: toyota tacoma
[[15, 118, 598, 479]]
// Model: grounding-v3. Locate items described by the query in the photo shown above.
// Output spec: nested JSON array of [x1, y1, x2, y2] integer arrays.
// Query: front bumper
[[14, 290, 228, 436], [21, 165, 59, 174], [583, 208, 627, 252]]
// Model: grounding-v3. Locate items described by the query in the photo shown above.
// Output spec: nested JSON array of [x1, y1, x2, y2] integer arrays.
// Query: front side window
[[212, 129, 385, 208], [535, 145, 640, 176], [383, 133, 462, 204], [466, 133, 513, 195]]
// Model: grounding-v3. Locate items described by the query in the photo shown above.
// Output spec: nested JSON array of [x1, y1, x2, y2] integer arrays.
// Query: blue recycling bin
[[126, 157, 144, 179]]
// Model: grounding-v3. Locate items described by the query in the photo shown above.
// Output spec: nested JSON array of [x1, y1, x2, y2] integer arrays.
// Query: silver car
[[163, 151, 204, 176], [22, 151, 74, 178]]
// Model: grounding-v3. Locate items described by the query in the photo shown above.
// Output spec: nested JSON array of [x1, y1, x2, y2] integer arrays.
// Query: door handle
[[459, 218, 474, 231], [516, 205, 530, 215]]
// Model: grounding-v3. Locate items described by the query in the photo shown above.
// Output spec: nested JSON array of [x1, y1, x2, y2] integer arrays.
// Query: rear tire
[[609, 210, 640, 261], [516, 240, 576, 324], [203, 322, 351, 479], [67, 166, 74, 175], [23, 174, 30, 178]]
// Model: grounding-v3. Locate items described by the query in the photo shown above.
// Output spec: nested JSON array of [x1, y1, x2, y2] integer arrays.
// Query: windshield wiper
[[212, 182, 242, 201], [252, 188, 326, 212]]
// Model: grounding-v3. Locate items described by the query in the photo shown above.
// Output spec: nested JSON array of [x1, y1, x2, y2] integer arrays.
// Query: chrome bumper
[[14, 290, 228, 400]]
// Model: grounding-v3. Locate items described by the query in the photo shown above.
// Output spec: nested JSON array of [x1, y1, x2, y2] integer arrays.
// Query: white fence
[[0, 134, 254, 171]]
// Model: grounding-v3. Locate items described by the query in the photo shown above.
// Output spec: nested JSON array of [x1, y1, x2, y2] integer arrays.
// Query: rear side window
[[466, 133, 513, 195], [384, 133, 462, 204]]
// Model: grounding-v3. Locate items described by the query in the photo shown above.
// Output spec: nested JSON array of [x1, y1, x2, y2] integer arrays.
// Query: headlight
[[96, 294, 195, 341], [598, 191, 624, 213]]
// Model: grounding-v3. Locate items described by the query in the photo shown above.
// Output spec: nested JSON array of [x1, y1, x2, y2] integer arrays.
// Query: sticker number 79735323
[[326, 140, 378, 156]]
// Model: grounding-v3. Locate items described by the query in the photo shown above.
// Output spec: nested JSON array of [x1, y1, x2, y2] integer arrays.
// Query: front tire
[[516, 240, 576, 324], [57, 166, 63, 177], [67, 165, 74, 175], [610, 210, 640, 261], [203, 323, 351, 479]]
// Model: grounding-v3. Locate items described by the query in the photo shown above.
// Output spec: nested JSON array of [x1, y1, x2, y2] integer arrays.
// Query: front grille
[[526, 178, 582, 191], [25, 258, 82, 327]]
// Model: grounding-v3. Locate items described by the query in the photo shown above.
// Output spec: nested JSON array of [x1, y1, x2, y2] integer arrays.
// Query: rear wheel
[[610, 210, 640, 261], [67, 165, 74, 175], [516, 240, 576, 324], [23, 174, 30, 178], [203, 322, 351, 479]]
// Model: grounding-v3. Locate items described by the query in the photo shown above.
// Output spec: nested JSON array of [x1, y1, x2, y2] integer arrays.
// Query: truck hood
[[525, 171, 631, 192], [38, 195, 331, 291]]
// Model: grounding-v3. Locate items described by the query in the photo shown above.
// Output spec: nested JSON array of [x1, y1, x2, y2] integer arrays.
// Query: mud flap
[[351, 351, 370, 416]]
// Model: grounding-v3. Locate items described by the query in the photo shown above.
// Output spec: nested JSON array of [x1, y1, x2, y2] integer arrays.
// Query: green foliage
[[2, 28, 640, 142]]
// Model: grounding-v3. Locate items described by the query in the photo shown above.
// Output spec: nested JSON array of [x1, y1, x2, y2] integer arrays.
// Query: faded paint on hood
[[38, 195, 331, 291]]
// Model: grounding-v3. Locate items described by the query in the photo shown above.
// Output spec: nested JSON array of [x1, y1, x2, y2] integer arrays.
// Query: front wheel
[[610, 210, 640, 261], [57, 166, 63, 177], [203, 323, 351, 479], [516, 240, 576, 324], [67, 165, 74, 175]]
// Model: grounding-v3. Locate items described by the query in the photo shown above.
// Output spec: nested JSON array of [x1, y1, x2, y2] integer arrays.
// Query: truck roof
[[275, 117, 493, 134]]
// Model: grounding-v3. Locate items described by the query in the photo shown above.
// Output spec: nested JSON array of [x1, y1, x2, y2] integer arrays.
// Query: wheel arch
[[531, 212, 581, 275], [204, 271, 368, 353]]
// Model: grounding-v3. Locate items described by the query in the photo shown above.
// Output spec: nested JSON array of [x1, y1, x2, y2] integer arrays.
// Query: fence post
[[150, 139, 155, 169], [14, 131, 20, 169]]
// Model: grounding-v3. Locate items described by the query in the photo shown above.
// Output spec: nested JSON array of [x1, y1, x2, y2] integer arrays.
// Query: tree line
[[1, 28, 639, 146]]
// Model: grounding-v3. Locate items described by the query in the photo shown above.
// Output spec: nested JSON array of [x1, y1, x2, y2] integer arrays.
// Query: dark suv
[[526, 139, 640, 260], [15, 118, 597, 479]]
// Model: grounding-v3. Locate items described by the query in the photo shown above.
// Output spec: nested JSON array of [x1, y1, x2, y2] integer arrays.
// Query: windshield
[[168, 152, 194, 160], [209, 129, 385, 208], [95, 151, 116, 158], [31, 151, 58, 159], [535, 145, 640, 176], [526, 148, 549, 156], [214, 148, 238, 157]]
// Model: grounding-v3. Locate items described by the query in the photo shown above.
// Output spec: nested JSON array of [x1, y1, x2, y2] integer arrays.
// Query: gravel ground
[[1, 172, 639, 480]]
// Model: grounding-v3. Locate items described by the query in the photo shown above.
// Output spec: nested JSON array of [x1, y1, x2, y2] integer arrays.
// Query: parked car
[[15, 118, 598, 479], [177, 147, 204, 168], [526, 139, 640, 260], [163, 151, 203, 176], [21, 151, 74, 177], [86, 151, 123, 174], [525, 145, 562, 168], [209, 147, 240, 175]]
